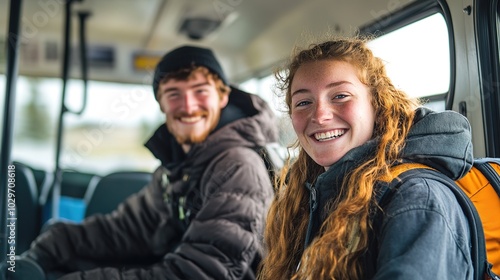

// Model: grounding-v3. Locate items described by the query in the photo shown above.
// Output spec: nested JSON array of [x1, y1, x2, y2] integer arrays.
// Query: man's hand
[[1, 255, 46, 280]]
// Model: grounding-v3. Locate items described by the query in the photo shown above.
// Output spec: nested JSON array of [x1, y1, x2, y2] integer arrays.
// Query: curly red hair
[[259, 36, 420, 280]]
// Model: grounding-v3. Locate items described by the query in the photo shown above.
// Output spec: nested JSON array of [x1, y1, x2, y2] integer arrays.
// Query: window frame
[[360, 0, 456, 109], [474, 0, 500, 156]]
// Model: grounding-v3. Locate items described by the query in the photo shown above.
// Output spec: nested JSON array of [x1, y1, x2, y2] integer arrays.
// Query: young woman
[[259, 37, 474, 279]]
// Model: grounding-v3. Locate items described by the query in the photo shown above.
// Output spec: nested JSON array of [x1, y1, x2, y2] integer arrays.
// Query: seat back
[[12, 162, 41, 253], [39, 170, 100, 223], [84, 171, 152, 217]]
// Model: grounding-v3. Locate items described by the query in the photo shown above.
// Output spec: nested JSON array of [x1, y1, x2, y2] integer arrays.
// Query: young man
[[18, 46, 278, 279]]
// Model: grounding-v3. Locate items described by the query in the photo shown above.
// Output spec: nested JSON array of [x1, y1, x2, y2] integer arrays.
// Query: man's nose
[[182, 93, 198, 114]]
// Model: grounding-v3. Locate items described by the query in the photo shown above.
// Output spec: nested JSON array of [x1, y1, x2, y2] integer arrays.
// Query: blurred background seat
[[84, 171, 152, 217]]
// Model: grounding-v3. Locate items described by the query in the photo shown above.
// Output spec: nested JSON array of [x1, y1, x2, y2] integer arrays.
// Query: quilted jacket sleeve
[[43, 147, 273, 280]]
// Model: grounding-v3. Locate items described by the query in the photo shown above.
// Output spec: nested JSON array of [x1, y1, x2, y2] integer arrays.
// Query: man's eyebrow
[[291, 81, 352, 96], [162, 86, 178, 93], [162, 81, 211, 93], [191, 82, 210, 88]]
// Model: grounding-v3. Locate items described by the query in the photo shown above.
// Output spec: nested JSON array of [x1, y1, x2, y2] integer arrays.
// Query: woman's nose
[[311, 102, 332, 124]]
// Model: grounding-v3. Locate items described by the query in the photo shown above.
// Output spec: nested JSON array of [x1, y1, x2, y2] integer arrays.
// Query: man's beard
[[167, 110, 221, 145]]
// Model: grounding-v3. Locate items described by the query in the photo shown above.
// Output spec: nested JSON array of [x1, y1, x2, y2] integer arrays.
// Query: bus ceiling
[[0, 0, 419, 84]]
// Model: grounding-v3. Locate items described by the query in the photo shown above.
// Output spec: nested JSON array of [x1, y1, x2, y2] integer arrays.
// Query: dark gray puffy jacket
[[27, 87, 278, 280]]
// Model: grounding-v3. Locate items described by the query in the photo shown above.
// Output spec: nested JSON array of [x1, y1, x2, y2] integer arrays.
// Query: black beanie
[[152, 46, 228, 98]]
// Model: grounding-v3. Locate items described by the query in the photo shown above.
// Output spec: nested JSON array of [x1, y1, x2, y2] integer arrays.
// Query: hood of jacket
[[401, 107, 473, 180], [144, 86, 278, 175]]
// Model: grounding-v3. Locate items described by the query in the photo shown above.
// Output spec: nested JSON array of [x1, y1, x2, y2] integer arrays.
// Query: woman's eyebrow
[[325, 81, 353, 89], [291, 81, 353, 97]]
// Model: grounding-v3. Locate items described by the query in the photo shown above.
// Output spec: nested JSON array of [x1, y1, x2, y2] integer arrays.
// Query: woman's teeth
[[314, 129, 345, 141]]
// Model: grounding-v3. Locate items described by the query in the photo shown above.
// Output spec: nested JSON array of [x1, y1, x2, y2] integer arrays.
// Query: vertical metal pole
[[76, 11, 90, 115], [51, 0, 73, 219], [1, 0, 23, 264]]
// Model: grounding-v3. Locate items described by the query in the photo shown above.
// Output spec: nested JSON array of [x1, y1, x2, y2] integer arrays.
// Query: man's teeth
[[180, 116, 202, 123], [314, 130, 345, 141]]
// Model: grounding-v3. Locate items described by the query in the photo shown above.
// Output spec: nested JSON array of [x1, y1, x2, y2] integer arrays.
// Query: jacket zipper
[[297, 182, 318, 272], [304, 183, 318, 248]]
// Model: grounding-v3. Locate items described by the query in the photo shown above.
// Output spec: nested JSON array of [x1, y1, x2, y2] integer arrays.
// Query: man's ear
[[157, 97, 165, 113], [220, 94, 229, 108]]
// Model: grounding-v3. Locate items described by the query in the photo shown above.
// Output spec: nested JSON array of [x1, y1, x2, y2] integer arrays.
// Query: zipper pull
[[303, 182, 318, 249], [162, 172, 171, 203], [178, 196, 186, 220], [307, 183, 317, 212]]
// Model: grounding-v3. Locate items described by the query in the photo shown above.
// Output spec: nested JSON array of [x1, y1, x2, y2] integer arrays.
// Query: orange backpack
[[379, 158, 500, 280]]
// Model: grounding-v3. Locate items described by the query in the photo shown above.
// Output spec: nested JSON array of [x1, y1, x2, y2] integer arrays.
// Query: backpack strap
[[379, 162, 434, 182], [474, 158, 500, 198], [378, 166, 489, 280], [376, 163, 434, 206]]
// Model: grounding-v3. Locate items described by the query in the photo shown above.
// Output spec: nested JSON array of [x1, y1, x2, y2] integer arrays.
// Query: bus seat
[[40, 171, 101, 224], [30, 167, 51, 199], [61, 170, 100, 199], [84, 171, 152, 217], [12, 162, 42, 254], [36, 169, 53, 206]]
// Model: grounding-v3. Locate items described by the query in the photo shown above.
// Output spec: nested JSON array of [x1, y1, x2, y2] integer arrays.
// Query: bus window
[[240, 75, 282, 115], [240, 74, 296, 150], [368, 13, 450, 111], [6, 76, 162, 176], [239, 78, 259, 98], [60, 80, 162, 175]]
